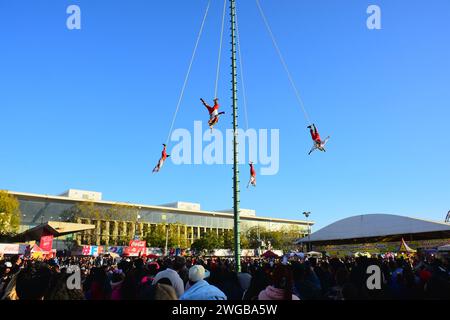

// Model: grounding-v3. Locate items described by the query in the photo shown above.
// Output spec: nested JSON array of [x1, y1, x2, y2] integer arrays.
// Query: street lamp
[[134, 213, 141, 240], [302, 211, 311, 252]]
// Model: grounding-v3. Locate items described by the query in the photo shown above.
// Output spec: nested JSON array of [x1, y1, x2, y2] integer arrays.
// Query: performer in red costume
[[153, 144, 170, 173]]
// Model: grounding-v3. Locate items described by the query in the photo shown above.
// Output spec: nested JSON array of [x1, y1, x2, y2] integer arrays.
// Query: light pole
[[302, 211, 311, 252], [134, 213, 141, 240], [230, 0, 241, 274]]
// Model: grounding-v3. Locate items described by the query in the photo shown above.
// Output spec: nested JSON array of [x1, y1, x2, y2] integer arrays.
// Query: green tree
[[0, 190, 21, 236], [241, 225, 303, 251], [144, 223, 187, 249], [223, 229, 234, 249], [145, 224, 167, 248], [191, 231, 222, 252], [239, 231, 250, 249]]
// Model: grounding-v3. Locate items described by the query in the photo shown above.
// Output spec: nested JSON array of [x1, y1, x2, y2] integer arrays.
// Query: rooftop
[[296, 213, 450, 244], [9, 190, 313, 226]]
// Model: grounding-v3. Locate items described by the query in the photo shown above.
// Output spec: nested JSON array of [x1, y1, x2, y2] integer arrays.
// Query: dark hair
[[271, 264, 295, 300], [156, 277, 172, 286], [16, 263, 52, 300], [172, 257, 186, 271], [243, 269, 270, 300]]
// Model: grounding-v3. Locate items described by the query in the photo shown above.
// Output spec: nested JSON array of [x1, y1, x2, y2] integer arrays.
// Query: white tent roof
[[296, 214, 450, 244], [438, 244, 450, 252]]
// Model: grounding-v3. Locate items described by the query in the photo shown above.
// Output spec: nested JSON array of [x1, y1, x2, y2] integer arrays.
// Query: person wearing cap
[[179, 265, 227, 300], [152, 256, 185, 298]]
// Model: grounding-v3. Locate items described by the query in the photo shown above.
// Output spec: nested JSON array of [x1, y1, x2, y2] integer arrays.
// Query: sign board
[[39, 235, 54, 252]]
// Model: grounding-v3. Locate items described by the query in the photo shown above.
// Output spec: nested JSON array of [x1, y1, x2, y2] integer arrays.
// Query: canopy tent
[[354, 252, 372, 258], [13, 221, 95, 242], [398, 238, 417, 253], [288, 252, 305, 259], [437, 244, 450, 252], [261, 250, 279, 258], [306, 251, 323, 258]]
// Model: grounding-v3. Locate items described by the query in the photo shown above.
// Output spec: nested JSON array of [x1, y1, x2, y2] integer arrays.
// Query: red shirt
[[250, 164, 256, 177], [162, 147, 168, 160], [312, 132, 321, 142], [207, 103, 219, 115]]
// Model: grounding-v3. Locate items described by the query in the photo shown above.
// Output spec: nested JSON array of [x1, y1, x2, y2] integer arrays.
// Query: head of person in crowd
[[243, 268, 270, 300], [147, 262, 160, 278], [179, 265, 226, 300], [153, 283, 178, 300], [258, 264, 299, 300], [15, 263, 52, 300], [172, 256, 186, 272], [45, 272, 85, 300]]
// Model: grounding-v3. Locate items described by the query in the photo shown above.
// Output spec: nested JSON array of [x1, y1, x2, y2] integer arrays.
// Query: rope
[[214, 0, 227, 99], [165, 0, 211, 145], [235, 6, 249, 131], [255, 0, 312, 125]]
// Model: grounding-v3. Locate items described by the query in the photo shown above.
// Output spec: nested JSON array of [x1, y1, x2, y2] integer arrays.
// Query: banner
[[124, 240, 146, 256], [145, 247, 163, 256], [39, 235, 54, 252], [129, 240, 146, 248], [107, 246, 124, 255], [81, 245, 91, 255], [0, 243, 28, 255]]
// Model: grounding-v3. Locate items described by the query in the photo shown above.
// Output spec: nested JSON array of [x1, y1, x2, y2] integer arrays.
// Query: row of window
[[18, 198, 308, 233]]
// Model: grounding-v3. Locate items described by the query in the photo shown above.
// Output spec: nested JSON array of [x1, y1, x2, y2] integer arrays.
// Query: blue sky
[[0, 0, 449, 231]]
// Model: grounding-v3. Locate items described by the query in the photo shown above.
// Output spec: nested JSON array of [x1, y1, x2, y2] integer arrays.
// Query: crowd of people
[[1, 252, 449, 300]]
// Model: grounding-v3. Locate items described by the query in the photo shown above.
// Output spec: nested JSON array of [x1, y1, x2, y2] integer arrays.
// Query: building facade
[[11, 189, 313, 247]]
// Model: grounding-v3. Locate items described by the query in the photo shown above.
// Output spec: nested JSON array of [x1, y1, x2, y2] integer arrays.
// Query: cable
[[235, 5, 249, 131], [165, 0, 211, 145], [255, 0, 312, 125], [214, 0, 227, 99]]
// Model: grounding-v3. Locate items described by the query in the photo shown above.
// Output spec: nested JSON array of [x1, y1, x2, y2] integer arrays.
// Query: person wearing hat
[[152, 256, 185, 298], [179, 265, 226, 300]]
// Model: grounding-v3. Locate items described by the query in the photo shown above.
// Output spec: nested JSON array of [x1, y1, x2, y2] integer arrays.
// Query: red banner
[[129, 240, 146, 248], [82, 245, 91, 256], [39, 235, 54, 252], [124, 240, 146, 256]]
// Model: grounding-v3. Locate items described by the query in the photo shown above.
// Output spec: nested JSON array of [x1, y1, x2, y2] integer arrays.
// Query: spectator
[[152, 256, 186, 298], [180, 265, 227, 300], [258, 264, 299, 300], [15, 263, 52, 300], [243, 268, 270, 300]]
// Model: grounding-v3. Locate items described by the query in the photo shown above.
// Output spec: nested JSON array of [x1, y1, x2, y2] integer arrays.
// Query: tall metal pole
[[230, 0, 241, 273]]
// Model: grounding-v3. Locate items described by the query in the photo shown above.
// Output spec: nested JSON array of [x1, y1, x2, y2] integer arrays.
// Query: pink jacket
[[258, 286, 300, 301], [110, 281, 123, 301]]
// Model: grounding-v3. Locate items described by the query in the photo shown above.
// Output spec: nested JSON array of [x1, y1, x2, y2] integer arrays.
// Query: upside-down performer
[[247, 162, 256, 188], [307, 124, 330, 155], [200, 98, 225, 130], [152, 144, 170, 173]]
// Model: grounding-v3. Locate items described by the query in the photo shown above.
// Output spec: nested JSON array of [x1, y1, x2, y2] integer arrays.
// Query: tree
[[144, 223, 187, 249], [191, 231, 222, 253], [223, 229, 234, 249], [239, 231, 250, 249], [0, 191, 21, 236], [145, 224, 167, 248], [242, 225, 304, 251]]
